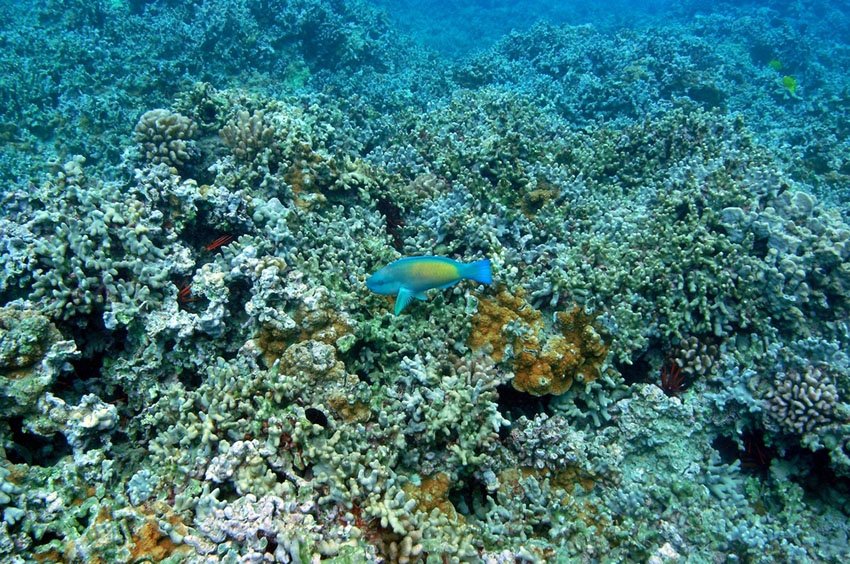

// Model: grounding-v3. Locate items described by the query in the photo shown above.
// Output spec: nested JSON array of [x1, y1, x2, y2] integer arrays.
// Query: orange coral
[[468, 288, 539, 362], [470, 289, 608, 396], [129, 504, 190, 562], [512, 334, 580, 396], [402, 473, 458, 522], [130, 520, 181, 562], [553, 306, 609, 386]]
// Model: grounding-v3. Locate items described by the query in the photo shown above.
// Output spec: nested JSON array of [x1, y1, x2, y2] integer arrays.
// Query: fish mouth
[[365, 275, 380, 292], [366, 276, 395, 295]]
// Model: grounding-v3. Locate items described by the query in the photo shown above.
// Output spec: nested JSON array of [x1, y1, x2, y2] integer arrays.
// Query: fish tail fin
[[464, 259, 492, 285]]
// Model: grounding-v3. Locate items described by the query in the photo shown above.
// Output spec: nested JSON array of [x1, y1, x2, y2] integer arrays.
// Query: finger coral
[[134, 109, 198, 169], [763, 366, 842, 436]]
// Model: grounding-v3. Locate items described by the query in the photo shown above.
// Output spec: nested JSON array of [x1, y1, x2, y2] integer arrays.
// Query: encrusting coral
[[470, 288, 609, 396], [0, 308, 76, 417]]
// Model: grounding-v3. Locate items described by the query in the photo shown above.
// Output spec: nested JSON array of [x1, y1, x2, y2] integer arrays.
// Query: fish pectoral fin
[[394, 287, 416, 315], [414, 291, 428, 301]]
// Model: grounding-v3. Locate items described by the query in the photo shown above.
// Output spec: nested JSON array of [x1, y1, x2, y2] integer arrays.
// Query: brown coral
[[499, 466, 596, 496], [134, 109, 197, 168], [254, 293, 353, 369], [327, 394, 371, 423], [470, 289, 608, 396], [521, 178, 561, 215], [550, 466, 597, 493], [254, 323, 296, 368]]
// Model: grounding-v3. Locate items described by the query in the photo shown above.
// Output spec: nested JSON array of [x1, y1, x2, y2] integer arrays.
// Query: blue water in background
[[1, 0, 848, 186], [356, 0, 850, 214], [371, 0, 850, 57], [372, 0, 680, 56]]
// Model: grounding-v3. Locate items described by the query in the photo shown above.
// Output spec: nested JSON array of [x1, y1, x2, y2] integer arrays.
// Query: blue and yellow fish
[[366, 256, 493, 315]]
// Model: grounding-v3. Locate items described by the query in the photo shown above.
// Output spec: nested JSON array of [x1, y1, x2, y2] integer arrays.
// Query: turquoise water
[[1, 1, 849, 562]]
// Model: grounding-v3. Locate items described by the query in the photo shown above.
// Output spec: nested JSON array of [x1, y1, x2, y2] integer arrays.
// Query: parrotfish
[[366, 256, 493, 315]]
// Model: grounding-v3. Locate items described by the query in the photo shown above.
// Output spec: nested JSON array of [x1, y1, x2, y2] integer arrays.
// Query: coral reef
[[1, 0, 850, 562], [0, 308, 76, 417]]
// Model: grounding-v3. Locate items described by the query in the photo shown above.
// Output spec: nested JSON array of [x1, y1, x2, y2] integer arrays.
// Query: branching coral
[[220, 109, 280, 165], [394, 353, 509, 469]]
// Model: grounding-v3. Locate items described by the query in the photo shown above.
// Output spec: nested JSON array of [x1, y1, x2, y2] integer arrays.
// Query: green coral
[[2, 51, 850, 560]]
